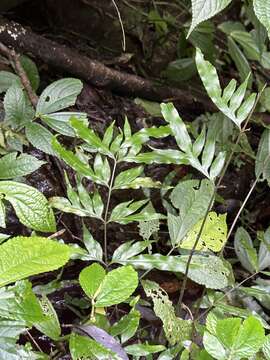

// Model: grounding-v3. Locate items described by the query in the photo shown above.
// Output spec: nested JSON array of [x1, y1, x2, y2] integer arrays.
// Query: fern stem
[[103, 158, 117, 265]]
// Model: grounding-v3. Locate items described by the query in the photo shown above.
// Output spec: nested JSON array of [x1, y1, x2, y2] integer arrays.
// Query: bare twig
[[0, 41, 38, 108]]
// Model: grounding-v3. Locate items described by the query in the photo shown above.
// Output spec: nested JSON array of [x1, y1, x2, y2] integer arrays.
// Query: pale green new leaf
[[110, 308, 140, 343], [79, 263, 106, 299], [0, 181, 56, 232], [0, 152, 45, 179], [94, 265, 138, 307], [254, 0, 270, 38], [4, 84, 34, 129], [143, 280, 192, 345], [0, 236, 71, 287], [25, 122, 54, 155], [36, 78, 83, 115], [119, 254, 230, 289], [181, 212, 227, 252], [187, 0, 232, 37]]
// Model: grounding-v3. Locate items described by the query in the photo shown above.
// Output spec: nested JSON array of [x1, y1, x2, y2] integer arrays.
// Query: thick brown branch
[[0, 17, 216, 110], [0, 41, 38, 108]]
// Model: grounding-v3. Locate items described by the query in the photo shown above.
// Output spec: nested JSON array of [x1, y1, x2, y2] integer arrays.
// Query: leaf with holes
[[180, 212, 227, 252], [143, 280, 192, 345], [36, 78, 83, 115]]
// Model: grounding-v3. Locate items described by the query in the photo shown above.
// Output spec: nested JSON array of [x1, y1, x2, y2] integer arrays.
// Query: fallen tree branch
[[0, 41, 38, 107], [0, 17, 216, 110]]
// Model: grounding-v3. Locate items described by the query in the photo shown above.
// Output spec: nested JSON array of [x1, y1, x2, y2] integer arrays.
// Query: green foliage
[[0, 236, 71, 287], [254, 1, 270, 38], [0, 181, 55, 231], [255, 128, 270, 184], [203, 315, 265, 359], [195, 48, 257, 128], [168, 179, 214, 247], [143, 280, 192, 345], [181, 212, 227, 252], [187, 0, 233, 37], [79, 264, 138, 307]]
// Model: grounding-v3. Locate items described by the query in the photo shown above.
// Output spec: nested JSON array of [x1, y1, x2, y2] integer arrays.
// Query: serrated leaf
[[41, 112, 87, 137], [36, 78, 83, 115], [0, 71, 20, 93], [94, 266, 138, 307], [4, 84, 34, 129], [0, 280, 44, 323], [0, 236, 71, 287], [25, 122, 54, 155], [0, 152, 45, 179], [187, 0, 232, 37], [181, 212, 227, 252], [143, 280, 192, 345], [79, 263, 106, 299], [169, 179, 214, 246], [119, 254, 230, 289], [0, 181, 56, 232], [34, 296, 61, 340], [254, 0, 270, 38]]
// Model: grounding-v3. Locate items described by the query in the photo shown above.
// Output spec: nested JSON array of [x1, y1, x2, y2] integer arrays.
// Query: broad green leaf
[[255, 129, 270, 184], [181, 212, 227, 252], [69, 333, 121, 360], [70, 117, 112, 157], [161, 103, 192, 152], [119, 254, 230, 289], [0, 280, 44, 323], [34, 296, 61, 340], [203, 331, 226, 360], [0, 181, 56, 232], [216, 318, 242, 348], [20, 55, 40, 91], [110, 308, 140, 343], [25, 122, 54, 155], [143, 280, 192, 345], [36, 78, 83, 115], [259, 226, 270, 270], [94, 265, 138, 307], [0, 236, 71, 287], [0, 71, 20, 93], [79, 263, 106, 299], [41, 112, 87, 137], [134, 98, 162, 116], [263, 334, 270, 359], [230, 31, 261, 61], [4, 84, 34, 129], [187, 0, 232, 37], [169, 179, 214, 246], [234, 227, 258, 273], [125, 344, 165, 356], [254, 1, 270, 38], [0, 152, 45, 179]]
